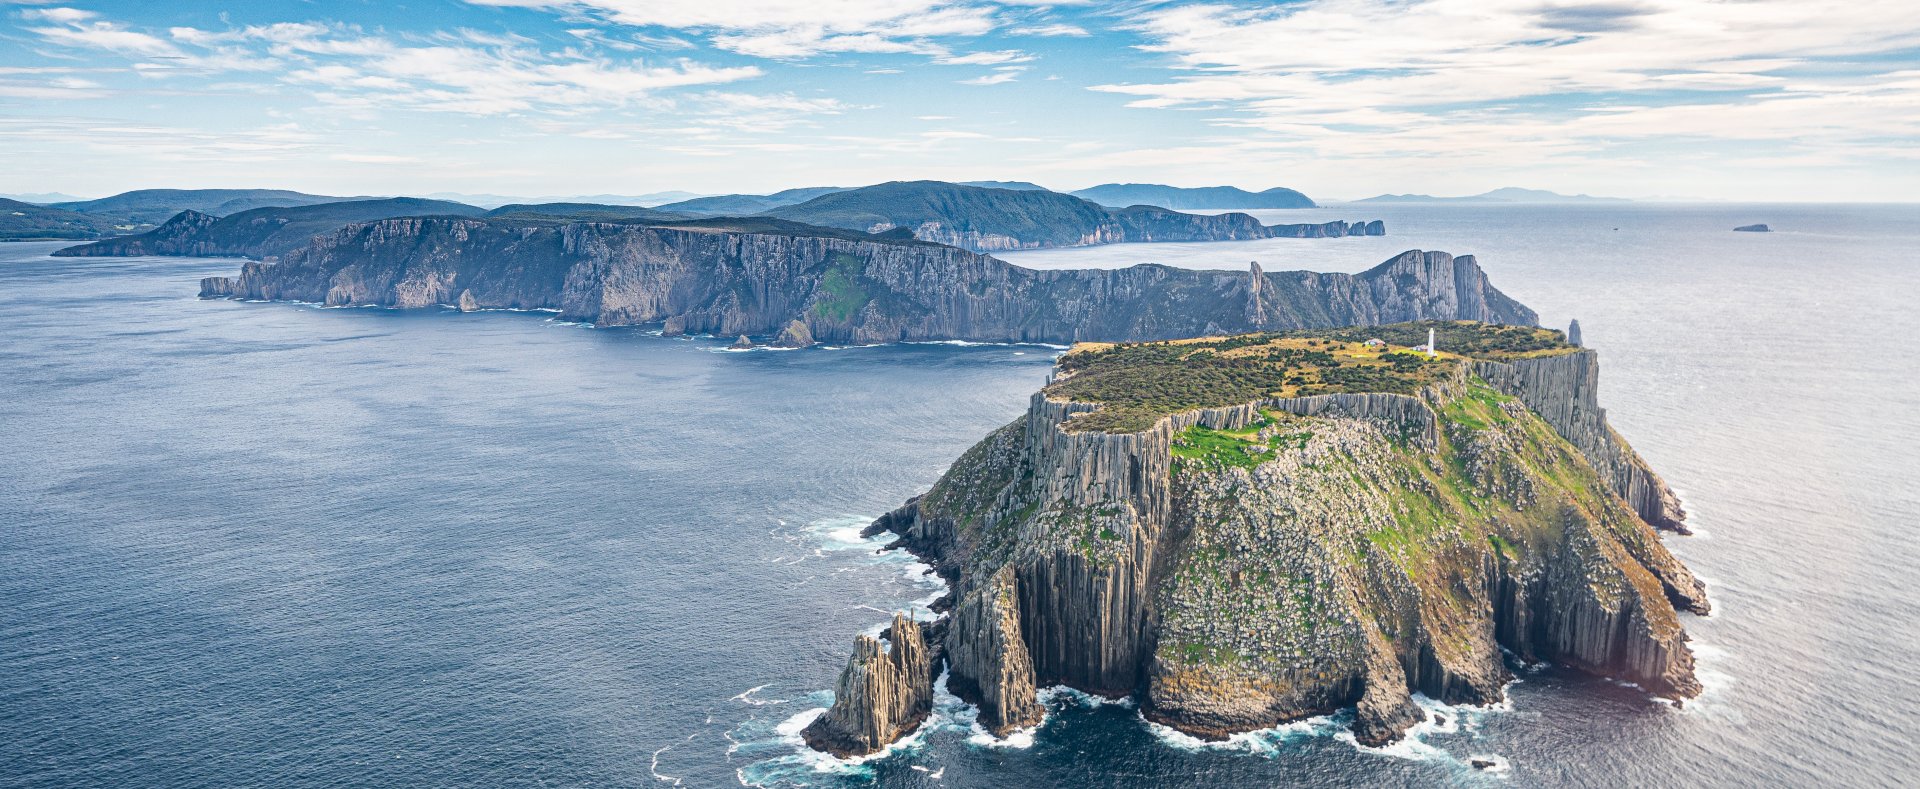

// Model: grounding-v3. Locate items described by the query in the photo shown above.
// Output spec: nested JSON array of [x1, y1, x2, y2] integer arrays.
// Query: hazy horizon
[[3, 1, 1917, 203]]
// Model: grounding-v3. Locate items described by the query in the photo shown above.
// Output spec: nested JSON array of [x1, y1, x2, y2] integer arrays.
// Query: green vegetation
[[1170, 410, 1315, 472], [1050, 321, 1572, 433], [812, 252, 871, 322]]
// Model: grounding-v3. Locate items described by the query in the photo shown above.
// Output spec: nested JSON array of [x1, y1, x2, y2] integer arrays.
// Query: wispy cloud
[[21, 11, 766, 116], [1090, 0, 1920, 169]]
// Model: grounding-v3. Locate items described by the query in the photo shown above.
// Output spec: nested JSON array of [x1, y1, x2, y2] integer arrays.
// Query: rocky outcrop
[[196, 218, 1536, 345], [773, 319, 814, 349], [730, 334, 753, 349], [814, 344, 1706, 754], [1567, 318, 1583, 347], [802, 615, 935, 757], [456, 289, 479, 313]]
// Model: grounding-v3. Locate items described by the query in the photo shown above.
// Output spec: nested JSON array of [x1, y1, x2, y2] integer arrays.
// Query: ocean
[[2, 202, 1916, 787]]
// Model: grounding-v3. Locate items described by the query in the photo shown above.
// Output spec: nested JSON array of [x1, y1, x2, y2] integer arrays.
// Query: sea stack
[[1568, 318, 1583, 346], [802, 615, 934, 757]]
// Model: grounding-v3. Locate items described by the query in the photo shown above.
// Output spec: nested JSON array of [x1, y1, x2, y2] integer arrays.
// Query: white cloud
[[1090, 0, 1920, 172], [23, 13, 766, 116], [462, 0, 1033, 59], [959, 65, 1024, 85], [936, 49, 1032, 65]]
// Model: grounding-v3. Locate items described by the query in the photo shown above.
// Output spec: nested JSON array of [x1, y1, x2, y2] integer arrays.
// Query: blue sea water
[[3, 202, 1917, 787]]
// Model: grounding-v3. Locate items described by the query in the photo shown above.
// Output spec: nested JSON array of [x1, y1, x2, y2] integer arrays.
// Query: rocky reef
[[808, 323, 1707, 755], [194, 217, 1532, 346]]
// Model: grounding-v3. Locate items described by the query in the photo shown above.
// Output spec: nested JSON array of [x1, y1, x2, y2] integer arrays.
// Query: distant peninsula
[[187, 207, 1527, 345], [1069, 183, 1318, 210], [1355, 187, 1629, 204], [804, 322, 1706, 756]]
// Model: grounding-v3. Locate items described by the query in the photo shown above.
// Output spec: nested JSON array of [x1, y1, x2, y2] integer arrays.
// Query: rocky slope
[[809, 325, 1707, 755], [761, 181, 1379, 252], [191, 216, 1532, 345]]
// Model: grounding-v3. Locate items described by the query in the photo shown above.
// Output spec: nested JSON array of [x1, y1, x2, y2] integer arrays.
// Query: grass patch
[[812, 252, 870, 322]]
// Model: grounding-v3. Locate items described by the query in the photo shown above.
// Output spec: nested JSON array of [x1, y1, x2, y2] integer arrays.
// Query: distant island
[[1355, 187, 1629, 204], [1070, 183, 1317, 210], [53, 181, 1384, 257], [1733, 224, 1771, 232], [803, 322, 1706, 756]]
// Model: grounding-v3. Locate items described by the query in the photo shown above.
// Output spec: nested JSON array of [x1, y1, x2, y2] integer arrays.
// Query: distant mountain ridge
[[1071, 183, 1317, 210], [53, 189, 361, 227], [655, 187, 849, 216], [1356, 187, 1628, 204], [52, 198, 485, 259], [763, 181, 1374, 252], [0, 198, 124, 240]]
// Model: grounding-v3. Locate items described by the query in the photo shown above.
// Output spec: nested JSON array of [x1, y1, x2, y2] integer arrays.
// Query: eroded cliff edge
[[193, 217, 1531, 345], [808, 323, 1706, 756]]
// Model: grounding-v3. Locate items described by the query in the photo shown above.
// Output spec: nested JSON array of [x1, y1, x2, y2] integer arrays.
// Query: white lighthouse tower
[[1426, 327, 1437, 358]]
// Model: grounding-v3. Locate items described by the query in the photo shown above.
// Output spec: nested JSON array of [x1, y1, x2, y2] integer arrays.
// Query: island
[[1733, 224, 1771, 232], [803, 321, 1707, 756]]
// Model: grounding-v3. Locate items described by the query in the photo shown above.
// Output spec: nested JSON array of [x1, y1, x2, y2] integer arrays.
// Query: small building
[[1363, 338, 1386, 348]]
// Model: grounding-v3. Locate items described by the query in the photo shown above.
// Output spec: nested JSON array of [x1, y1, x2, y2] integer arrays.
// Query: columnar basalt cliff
[[194, 218, 1534, 345], [815, 325, 1707, 756], [803, 615, 935, 758]]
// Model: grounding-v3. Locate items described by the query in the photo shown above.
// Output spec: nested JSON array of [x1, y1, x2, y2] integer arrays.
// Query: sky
[[1, 0, 1917, 202]]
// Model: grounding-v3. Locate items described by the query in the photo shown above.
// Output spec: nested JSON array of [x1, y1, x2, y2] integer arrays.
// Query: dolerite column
[[802, 615, 935, 757]]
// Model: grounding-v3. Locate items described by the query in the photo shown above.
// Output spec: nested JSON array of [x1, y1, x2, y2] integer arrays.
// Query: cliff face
[[828, 340, 1706, 754], [195, 218, 1534, 346]]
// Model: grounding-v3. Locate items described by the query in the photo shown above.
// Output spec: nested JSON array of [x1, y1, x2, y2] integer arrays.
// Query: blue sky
[[2, 0, 1917, 201]]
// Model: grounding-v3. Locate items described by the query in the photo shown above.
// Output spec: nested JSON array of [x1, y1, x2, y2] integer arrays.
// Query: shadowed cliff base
[[808, 323, 1706, 756], [190, 215, 1530, 346]]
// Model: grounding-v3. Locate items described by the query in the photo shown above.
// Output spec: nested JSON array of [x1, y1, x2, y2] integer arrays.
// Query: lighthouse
[[1426, 328, 1437, 358]]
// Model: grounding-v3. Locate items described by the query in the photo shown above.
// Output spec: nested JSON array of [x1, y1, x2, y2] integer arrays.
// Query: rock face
[[1471, 352, 1695, 535], [773, 319, 814, 349], [1733, 224, 1771, 232], [802, 615, 935, 757], [195, 218, 1534, 345], [818, 339, 1707, 754]]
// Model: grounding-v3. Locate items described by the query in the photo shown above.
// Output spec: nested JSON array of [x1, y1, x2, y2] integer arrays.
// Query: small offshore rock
[[730, 335, 753, 350], [456, 289, 478, 313], [774, 319, 815, 349]]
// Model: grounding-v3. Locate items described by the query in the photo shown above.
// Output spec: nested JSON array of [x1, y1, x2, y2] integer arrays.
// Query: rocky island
[[804, 321, 1707, 756]]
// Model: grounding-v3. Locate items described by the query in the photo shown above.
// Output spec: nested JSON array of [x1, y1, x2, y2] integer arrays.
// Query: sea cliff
[[808, 324, 1707, 756], [192, 218, 1531, 346]]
